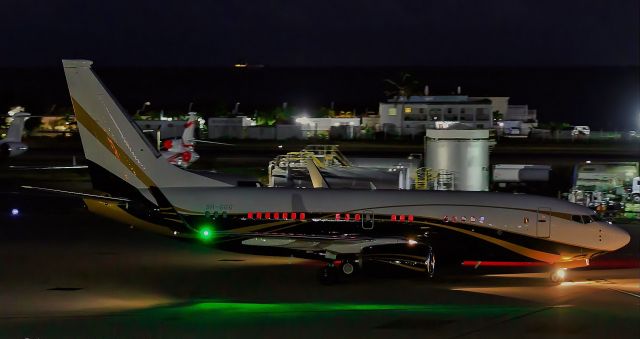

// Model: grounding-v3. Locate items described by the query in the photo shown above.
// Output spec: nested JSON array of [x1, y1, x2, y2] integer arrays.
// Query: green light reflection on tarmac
[[163, 301, 528, 316]]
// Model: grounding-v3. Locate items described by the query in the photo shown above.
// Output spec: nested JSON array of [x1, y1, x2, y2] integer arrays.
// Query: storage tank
[[425, 129, 489, 191]]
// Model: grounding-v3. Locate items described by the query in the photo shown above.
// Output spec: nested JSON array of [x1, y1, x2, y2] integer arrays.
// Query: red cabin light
[[265, 212, 271, 219], [247, 212, 254, 219], [391, 214, 397, 221], [257, 212, 263, 219], [335, 214, 341, 221], [282, 212, 288, 220], [291, 212, 297, 220], [300, 213, 306, 220], [162, 139, 173, 150], [399, 215, 406, 222], [274, 212, 279, 220], [345, 214, 350, 221], [355, 214, 361, 221], [408, 215, 414, 222]]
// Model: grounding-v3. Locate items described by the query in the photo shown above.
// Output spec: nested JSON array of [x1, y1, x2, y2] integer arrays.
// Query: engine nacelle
[[361, 242, 435, 277], [0, 142, 28, 158]]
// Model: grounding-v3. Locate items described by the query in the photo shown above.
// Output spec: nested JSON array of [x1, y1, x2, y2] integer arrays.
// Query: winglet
[[62, 59, 93, 68]]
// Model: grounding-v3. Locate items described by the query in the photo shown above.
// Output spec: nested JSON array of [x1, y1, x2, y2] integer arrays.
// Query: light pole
[[136, 101, 151, 116]]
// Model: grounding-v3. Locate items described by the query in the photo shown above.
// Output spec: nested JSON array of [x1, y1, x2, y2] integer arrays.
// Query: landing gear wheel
[[318, 266, 339, 285], [550, 269, 567, 283], [341, 261, 356, 276], [425, 247, 436, 278]]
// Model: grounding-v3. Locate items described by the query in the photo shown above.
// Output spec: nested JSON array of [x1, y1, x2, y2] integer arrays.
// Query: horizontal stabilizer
[[21, 185, 130, 202], [194, 139, 235, 146]]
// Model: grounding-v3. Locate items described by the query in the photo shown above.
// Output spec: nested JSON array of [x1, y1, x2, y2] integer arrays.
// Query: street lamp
[[136, 101, 151, 116]]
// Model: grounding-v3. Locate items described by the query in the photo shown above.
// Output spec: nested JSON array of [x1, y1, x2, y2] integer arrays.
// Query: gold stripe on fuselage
[[420, 220, 562, 263], [84, 198, 175, 236]]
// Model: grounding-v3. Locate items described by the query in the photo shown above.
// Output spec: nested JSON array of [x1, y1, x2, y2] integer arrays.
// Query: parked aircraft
[[40, 60, 630, 284], [0, 112, 31, 158], [160, 112, 231, 168], [160, 112, 200, 168]]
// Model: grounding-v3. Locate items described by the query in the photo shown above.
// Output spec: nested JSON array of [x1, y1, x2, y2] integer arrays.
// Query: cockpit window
[[572, 215, 583, 223]]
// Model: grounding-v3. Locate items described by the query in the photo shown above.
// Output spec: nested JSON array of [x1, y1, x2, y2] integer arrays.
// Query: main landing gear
[[425, 246, 436, 278], [318, 260, 358, 285]]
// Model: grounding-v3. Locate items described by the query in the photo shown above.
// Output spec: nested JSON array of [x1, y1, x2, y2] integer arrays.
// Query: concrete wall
[[136, 120, 187, 139], [246, 126, 276, 140], [276, 125, 303, 140], [208, 117, 244, 139]]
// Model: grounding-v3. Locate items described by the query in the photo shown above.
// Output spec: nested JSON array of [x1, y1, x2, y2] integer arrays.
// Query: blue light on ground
[[10, 208, 19, 216]]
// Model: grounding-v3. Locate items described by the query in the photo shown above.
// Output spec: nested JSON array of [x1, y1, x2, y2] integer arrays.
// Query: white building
[[379, 96, 493, 136], [294, 117, 360, 139]]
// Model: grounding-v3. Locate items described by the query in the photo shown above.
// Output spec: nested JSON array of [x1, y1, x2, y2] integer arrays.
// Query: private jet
[[34, 60, 629, 284]]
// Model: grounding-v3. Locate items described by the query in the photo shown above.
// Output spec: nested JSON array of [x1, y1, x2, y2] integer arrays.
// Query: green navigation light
[[198, 226, 214, 242]]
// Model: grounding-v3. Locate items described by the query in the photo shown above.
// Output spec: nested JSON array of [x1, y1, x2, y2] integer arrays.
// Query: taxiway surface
[[0, 191, 638, 338]]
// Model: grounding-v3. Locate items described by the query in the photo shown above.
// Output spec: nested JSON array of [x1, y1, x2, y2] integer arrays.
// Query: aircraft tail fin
[[62, 59, 231, 204], [181, 112, 197, 146], [5, 113, 31, 142]]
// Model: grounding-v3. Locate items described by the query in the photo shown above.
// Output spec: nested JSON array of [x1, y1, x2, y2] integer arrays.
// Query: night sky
[[3, 0, 639, 67]]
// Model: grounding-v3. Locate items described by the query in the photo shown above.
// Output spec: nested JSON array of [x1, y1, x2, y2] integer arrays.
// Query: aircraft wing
[[9, 165, 88, 170], [238, 232, 409, 255]]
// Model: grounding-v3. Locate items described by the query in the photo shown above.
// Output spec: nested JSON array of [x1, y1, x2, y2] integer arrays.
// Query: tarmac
[[0, 190, 638, 338]]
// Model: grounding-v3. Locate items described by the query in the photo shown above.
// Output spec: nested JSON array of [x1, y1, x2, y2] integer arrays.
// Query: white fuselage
[[152, 187, 630, 260]]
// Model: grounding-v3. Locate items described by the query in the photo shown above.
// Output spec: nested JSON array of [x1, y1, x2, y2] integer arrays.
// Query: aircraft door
[[362, 210, 374, 230], [536, 207, 551, 238]]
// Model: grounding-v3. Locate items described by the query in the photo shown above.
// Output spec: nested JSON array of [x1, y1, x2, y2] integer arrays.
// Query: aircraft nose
[[607, 224, 631, 251]]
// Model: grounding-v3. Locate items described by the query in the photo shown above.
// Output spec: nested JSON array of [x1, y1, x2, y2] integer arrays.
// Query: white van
[[572, 126, 590, 136]]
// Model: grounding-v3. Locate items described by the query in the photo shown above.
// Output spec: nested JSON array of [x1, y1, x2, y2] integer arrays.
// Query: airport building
[[208, 117, 360, 140], [378, 95, 494, 136]]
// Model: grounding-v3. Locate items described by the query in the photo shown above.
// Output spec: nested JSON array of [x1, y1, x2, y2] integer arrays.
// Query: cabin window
[[572, 215, 582, 223], [523, 217, 529, 224]]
